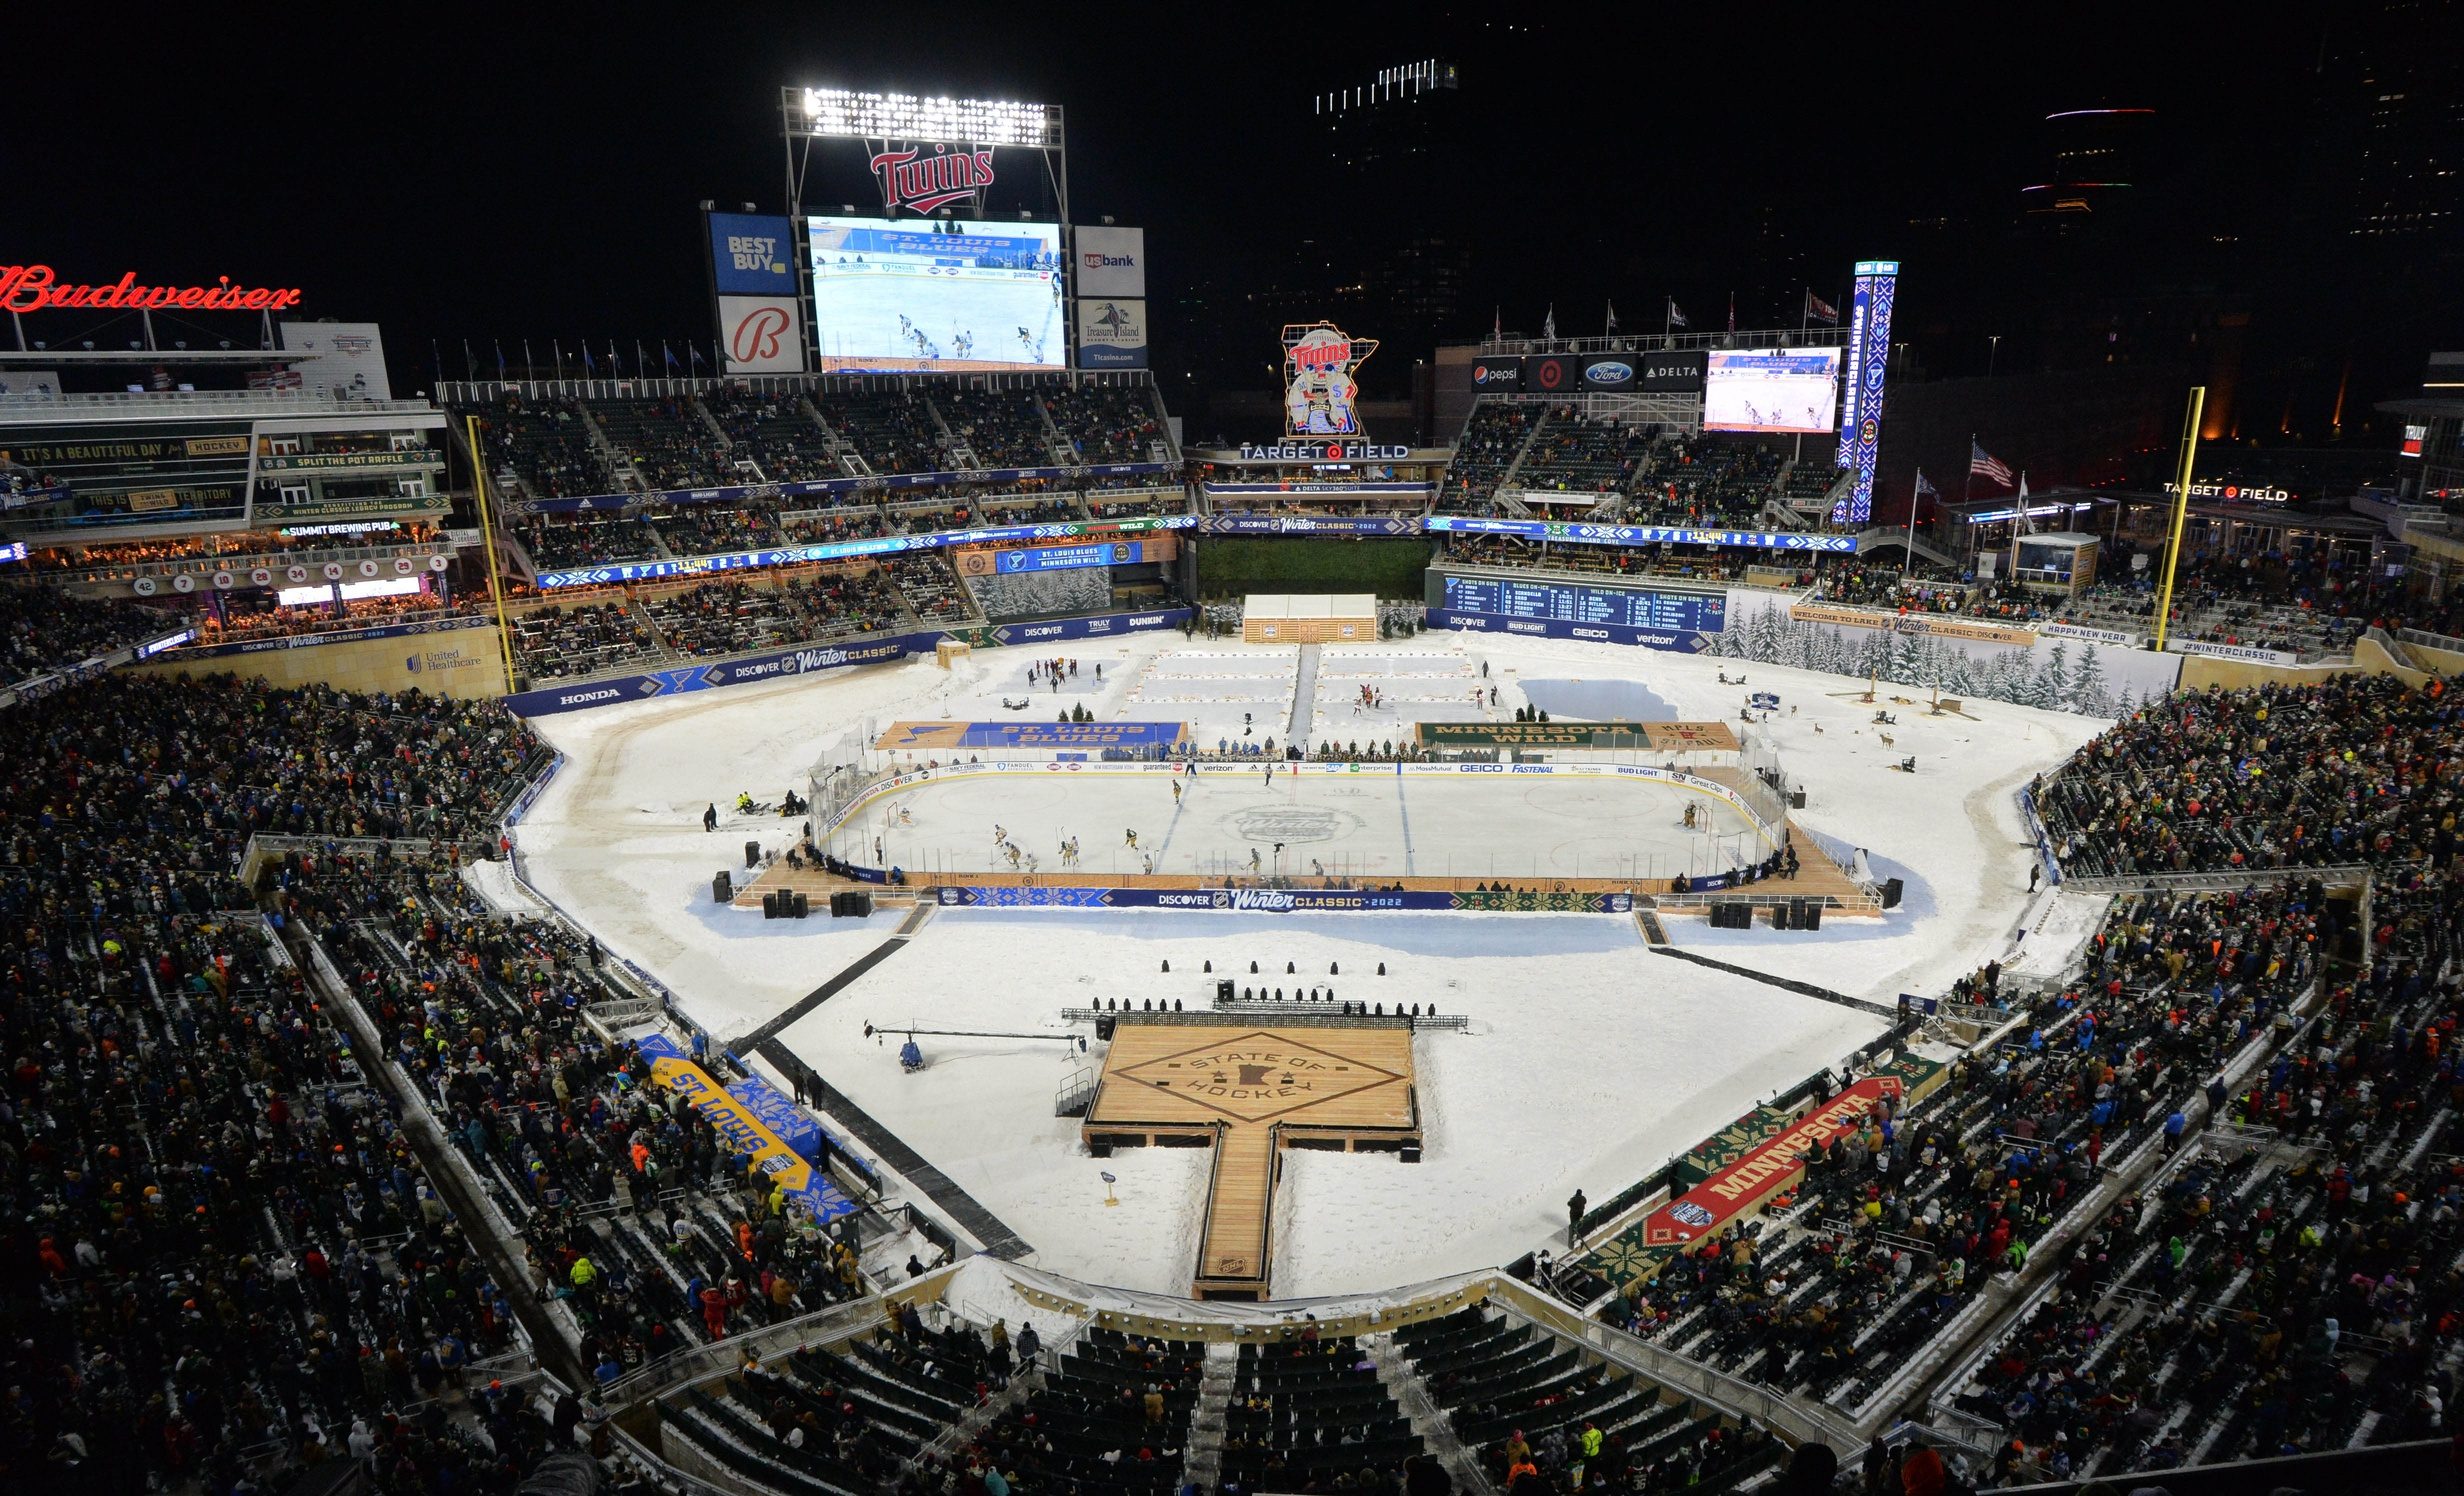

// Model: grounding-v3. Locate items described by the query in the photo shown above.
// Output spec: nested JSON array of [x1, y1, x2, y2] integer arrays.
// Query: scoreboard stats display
[[1441, 575, 1725, 633]]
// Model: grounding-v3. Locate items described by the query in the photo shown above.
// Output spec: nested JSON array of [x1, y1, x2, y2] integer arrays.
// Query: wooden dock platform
[[1081, 1023, 1420, 1300]]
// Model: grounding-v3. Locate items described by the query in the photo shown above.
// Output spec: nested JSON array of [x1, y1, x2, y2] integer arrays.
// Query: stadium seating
[[0, 677, 547, 1490], [1043, 382, 1166, 463], [195, 593, 472, 645], [638, 579, 812, 659], [933, 387, 1058, 467], [587, 397, 730, 491], [517, 516, 665, 571], [1436, 399, 1537, 514], [821, 389, 947, 476], [1514, 406, 1655, 500], [482, 394, 620, 500], [510, 598, 665, 679], [1394, 1307, 1786, 1491], [1633, 436, 1786, 527], [0, 582, 181, 683], [644, 499, 789, 558], [882, 552, 975, 622], [700, 387, 845, 483]]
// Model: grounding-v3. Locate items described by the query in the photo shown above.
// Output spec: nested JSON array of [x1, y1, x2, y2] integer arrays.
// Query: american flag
[[1970, 441, 2013, 487]]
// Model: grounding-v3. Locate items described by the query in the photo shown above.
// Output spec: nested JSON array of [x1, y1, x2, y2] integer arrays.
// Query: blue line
[[1393, 762, 1417, 876], [1151, 781, 1190, 865]]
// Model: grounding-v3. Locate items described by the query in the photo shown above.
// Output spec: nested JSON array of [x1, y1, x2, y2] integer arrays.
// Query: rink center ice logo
[[1224, 806, 1367, 845]]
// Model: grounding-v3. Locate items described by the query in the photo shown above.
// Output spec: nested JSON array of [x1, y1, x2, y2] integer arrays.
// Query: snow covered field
[[509, 629, 2103, 1295]]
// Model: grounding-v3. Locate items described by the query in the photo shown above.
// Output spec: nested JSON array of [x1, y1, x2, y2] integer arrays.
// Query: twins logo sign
[[1282, 321, 1379, 436], [869, 145, 996, 215]]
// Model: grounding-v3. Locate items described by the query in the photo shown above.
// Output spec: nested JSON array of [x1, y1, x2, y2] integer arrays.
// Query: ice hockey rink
[[840, 765, 1764, 884], [506, 628, 2106, 1292]]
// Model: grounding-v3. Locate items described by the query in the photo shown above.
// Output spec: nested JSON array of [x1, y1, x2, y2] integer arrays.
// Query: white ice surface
[[511, 631, 2092, 1295], [852, 764, 1755, 884]]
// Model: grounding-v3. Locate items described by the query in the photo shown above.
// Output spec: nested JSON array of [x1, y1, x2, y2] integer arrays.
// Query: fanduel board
[[1703, 348, 1840, 434], [1441, 575, 1725, 633], [806, 215, 1065, 371]]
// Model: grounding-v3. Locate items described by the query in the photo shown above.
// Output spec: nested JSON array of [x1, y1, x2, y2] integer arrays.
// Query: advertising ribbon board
[[1636, 1077, 1905, 1247], [635, 1036, 856, 1223]]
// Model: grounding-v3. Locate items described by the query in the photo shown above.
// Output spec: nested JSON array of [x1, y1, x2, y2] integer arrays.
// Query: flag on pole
[[1543, 304, 1556, 341], [689, 345, 706, 369], [1491, 306, 1502, 342], [1969, 441, 2013, 487], [664, 341, 680, 373], [494, 340, 507, 379], [1806, 289, 1839, 324], [1667, 299, 1689, 329], [1726, 294, 1736, 334], [581, 344, 596, 374], [1914, 469, 1939, 499], [1605, 299, 1620, 334], [2015, 474, 2035, 533]]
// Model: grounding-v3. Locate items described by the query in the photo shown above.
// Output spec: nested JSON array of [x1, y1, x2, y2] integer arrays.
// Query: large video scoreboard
[[1439, 575, 1725, 634]]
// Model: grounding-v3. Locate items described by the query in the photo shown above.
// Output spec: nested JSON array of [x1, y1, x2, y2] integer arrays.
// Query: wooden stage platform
[[1082, 1022, 1420, 1299]]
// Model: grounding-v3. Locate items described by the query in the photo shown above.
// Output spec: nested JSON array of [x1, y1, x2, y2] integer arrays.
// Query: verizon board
[[1703, 348, 1840, 434], [805, 215, 1065, 371]]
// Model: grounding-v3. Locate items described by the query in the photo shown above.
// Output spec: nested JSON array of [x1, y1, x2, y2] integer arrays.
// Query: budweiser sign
[[869, 146, 995, 215], [0, 265, 303, 314]]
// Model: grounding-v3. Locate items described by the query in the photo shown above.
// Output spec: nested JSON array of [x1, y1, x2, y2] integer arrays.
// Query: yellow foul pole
[[2152, 386, 2206, 655], [466, 413, 521, 695]]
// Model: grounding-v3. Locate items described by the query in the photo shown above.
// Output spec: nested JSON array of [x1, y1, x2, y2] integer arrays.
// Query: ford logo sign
[[1585, 361, 1634, 385]]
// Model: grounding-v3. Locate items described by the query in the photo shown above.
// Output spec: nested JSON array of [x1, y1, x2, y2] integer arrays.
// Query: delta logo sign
[[870, 145, 996, 215], [0, 264, 303, 313], [1283, 321, 1379, 437]]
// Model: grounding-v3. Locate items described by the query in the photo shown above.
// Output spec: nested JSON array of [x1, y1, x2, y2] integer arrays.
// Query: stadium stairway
[[1178, 1342, 1238, 1490], [1853, 523, 1957, 569], [1287, 644, 1321, 742], [577, 401, 650, 494], [1369, 1334, 1500, 1494]]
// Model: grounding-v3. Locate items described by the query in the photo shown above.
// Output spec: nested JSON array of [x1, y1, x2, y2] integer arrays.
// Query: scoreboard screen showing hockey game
[[1441, 575, 1725, 633], [805, 215, 1066, 371], [1702, 347, 1841, 434]]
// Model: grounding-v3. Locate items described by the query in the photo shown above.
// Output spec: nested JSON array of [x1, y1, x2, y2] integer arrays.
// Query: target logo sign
[[1528, 355, 1576, 392]]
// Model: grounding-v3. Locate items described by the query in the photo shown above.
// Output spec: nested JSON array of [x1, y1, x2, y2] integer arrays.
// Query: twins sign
[[1283, 321, 1378, 437]]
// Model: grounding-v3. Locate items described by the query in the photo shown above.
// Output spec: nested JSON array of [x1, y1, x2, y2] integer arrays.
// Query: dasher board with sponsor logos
[[1414, 720, 1739, 752], [874, 720, 1190, 752]]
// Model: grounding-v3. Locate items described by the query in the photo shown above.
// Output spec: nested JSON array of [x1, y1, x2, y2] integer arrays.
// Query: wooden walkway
[[1081, 1023, 1419, 1299], [1196, 1124, 1278, 1293]]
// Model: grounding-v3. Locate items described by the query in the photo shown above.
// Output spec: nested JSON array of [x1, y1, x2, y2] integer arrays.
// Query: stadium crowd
[[0, 582, 181, 683], [0, 676, 549, 1492]]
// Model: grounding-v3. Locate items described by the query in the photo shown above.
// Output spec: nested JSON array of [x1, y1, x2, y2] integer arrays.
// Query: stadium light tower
[[780, 86, 1067, 224], [778, 85, 1073, 371]]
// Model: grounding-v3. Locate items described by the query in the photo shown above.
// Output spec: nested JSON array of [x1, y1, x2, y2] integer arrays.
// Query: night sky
[[9, 5, 2402, 414]]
